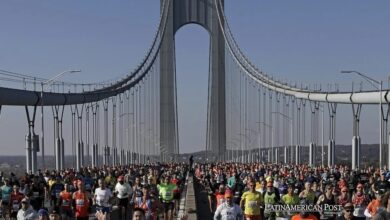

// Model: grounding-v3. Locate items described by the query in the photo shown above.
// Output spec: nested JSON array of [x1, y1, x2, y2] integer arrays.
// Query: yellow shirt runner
[[241, 191, 263, 216]]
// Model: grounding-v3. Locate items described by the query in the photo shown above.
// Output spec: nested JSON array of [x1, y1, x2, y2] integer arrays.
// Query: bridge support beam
[[25, 105, 39, 174], [92, 144, 97, 167], [92, 103, 99, 167], [267, 148, 274, 163], [295, 145, 300, 165], [328, 140, 335, 166], [327, 103, 337, 166], [160, 0, 226, 159], [274, 147, 279, 164], [25, 134, 32, 173], [283, 146, 288, 164], [309, 143, 315, 166], [60, 138, 64, 169], [104, 146, 110, 165], [76, 142, 82, 171], [120, 149, 125, 165], [76, 105, 85, 171], [352, 104, 362, 170], [352, 136, 361, 169]]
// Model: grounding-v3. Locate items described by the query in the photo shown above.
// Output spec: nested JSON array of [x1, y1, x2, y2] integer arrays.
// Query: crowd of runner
[[2, 161, 390, 220], [0, 163, 188, 220], [195, 163, 390, 220]]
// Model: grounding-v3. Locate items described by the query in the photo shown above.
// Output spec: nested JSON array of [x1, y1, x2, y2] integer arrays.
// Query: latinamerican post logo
[[265, 204, 343, 214]]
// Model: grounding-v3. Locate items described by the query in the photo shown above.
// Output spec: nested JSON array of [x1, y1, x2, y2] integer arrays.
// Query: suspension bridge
[[0, 0, 389, 174]]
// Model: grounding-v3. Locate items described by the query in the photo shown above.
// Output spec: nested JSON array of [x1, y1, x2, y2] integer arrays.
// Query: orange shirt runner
[[59, 190, 73, 210], [73, 191, 90, 218]]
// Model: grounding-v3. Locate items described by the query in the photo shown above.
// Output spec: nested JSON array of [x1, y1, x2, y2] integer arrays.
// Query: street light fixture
[[341, 70, 383, 169], [272, 112, 293, 164], [41, 69, 81, 170], [256, 121, 273, 163], [238, 133, 253, 163]]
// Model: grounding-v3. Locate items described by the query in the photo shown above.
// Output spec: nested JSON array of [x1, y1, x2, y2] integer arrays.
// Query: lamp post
[[246, 128, 260, 162], [257, 121, 273, 163], [41, 70, 81, 170], [272, 112, 293, 164], [341, 70, 383, 169], [239, 133, 252, 163]]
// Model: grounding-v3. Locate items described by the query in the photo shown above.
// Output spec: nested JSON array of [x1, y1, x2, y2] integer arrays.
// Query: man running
[[240, 180, 263, 220], [94, 179, 113, 220], [214, 191, 243, 220], [158, 175, 177, 220], [114, 175, 132, 219]]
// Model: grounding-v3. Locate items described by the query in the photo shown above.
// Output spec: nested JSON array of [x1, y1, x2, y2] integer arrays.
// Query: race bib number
[[33, 192, 39, 197], [165, 191, 172, 197], [56, 192, 61, 199], [62, 200, 70, 206], [76, 199, 85, 206], [97, 198, 104, 205], [248, 201, 257, 209], [226, 211, 235, 220], [119, 189, 128, 197], [12, 203, 19, 211]]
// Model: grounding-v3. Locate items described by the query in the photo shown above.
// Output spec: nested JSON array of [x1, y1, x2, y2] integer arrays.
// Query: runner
[[263, 180, 280, 219], [114, 175, 132, 219], [94, 179, 113, 220], [29, 176, 45, 211], [214, 191, 243, 220], [50, 176, 64, 207], [240, 180, 262, 220], [352, 183, 369, 219], [364, 189, 384, 218], [10, 185, 24, 219], [299, 182, 316, 204], [158, 175, 177, 220], [281, 184, 300, 218], [316, 184, 336, 219], [58, 183, 73, 220], [16, 198, 37, 220], [1, 178, 12, 218], [135, 185, 159, 220], [72, 181, 90, 220]]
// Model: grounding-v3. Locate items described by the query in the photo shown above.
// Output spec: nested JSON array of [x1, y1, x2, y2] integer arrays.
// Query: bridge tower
[[160, 0, 226, 161]]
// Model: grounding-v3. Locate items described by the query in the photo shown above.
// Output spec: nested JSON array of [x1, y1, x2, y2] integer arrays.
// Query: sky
[[0, 1, 389, 155]]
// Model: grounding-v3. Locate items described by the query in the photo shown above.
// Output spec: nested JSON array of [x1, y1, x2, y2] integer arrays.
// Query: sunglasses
[[345, 209, 354, 212]]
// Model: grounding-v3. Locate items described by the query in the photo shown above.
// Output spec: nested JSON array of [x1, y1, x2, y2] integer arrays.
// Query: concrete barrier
[[177, 173, 197, 220]]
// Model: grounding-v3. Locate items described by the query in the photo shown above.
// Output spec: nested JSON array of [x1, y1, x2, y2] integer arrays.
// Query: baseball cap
[[118, 175, 124, 181], [225, 192, 233, 198], [38, 209, 48, 216]]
